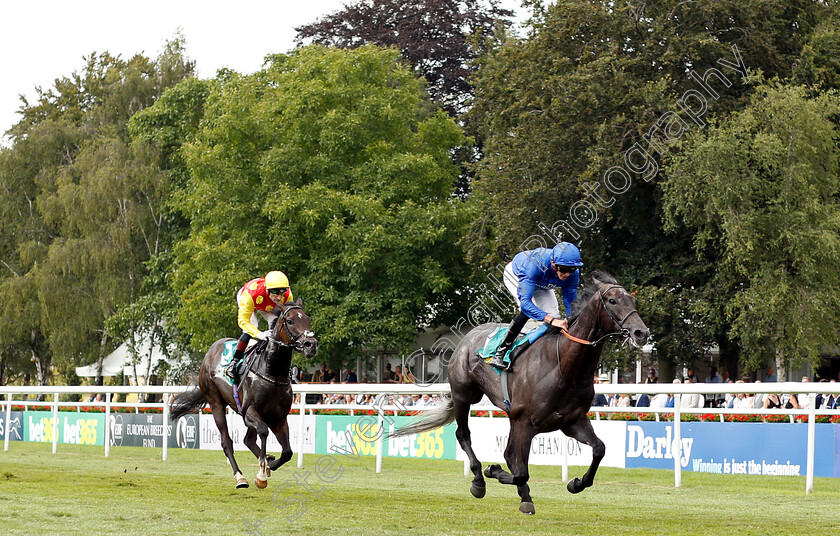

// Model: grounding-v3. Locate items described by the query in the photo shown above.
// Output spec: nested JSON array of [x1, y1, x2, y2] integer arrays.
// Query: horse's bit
[[560, 284, 641, 347], [269, 305, 315, 351]]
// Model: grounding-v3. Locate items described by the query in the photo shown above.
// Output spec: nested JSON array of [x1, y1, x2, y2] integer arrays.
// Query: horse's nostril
[[634, 330, 648, 340]]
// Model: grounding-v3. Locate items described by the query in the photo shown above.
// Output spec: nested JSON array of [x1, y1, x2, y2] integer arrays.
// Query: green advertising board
[[24, 411, 105, 446], [315, 415, 456, 460]]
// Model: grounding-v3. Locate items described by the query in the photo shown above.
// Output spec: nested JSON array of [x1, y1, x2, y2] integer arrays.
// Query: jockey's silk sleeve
[[237, 291, 261, 338]]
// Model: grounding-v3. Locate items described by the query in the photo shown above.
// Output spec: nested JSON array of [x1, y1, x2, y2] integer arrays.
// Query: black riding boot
[[489, 312, 529, 369], [228, 349, 245, 385]]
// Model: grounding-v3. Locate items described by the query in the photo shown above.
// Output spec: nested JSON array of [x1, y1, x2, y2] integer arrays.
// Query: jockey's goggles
[[555, 265, 576, 274], [268, 287, 287, 296]]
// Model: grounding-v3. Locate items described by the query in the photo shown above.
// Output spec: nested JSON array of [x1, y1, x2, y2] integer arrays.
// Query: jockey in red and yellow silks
[[227, 271, 294, 384]]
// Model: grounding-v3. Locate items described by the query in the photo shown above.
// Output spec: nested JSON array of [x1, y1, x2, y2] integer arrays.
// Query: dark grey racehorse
[[170, 299, 317, 488], [392, 271, 649, 514]]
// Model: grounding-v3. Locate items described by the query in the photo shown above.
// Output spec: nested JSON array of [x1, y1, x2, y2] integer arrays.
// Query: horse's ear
[[295, 297, 303, 306]]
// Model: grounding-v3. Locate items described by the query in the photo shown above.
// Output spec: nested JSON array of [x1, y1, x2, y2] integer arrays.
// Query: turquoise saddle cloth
[[476, 323, 549, 372]]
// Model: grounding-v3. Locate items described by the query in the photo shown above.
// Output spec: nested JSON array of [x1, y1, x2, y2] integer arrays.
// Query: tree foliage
[[663, 84, 840, 372], [166, 45, 474, 364], [295, 0, 513, 114], [0, 38, 194, 385]]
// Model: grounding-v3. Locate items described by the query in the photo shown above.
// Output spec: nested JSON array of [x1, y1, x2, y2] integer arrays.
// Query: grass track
[[1, 443, 839, 535]]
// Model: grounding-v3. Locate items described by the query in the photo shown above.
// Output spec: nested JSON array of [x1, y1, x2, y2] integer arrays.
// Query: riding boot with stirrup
[[228, 350, 245, 385], [489, 313, 529, 370]]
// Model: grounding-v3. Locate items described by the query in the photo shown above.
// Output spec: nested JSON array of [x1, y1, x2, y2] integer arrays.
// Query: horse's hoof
[[235, 477, 249, 489], [266, 455, 275, 463], [567, 478, 584, 494], [483, 464, 501, 478], [470, 483, 486, 499], [255, 477, 268, 489], [519, 502, 536, 515]]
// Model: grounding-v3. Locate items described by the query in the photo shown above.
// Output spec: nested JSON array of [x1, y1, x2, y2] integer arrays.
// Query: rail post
[[4, 393, 11, 451], [162, 392, 169, 461], [806, 393, 816, 494], [104, 393, 111, 457], [673, 395, 682, 488], [52, 392, 59, 454]]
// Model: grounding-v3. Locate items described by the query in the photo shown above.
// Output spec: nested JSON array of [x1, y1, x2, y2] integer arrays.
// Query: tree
[[295, 0, 513, 115], [662, 84, 840, 374], [0, 38, 194, 386], [165, 45, 474, 365]]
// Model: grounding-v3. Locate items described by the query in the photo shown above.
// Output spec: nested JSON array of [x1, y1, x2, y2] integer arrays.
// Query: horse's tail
[[169, 388, 207, 421], [387, 395, 455, 438]]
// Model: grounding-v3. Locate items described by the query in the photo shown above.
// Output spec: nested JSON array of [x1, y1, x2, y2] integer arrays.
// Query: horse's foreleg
[[244, 409, 271, 489], [484, 419, 536, 514], [561, 417, 605, 494], [211, 406, 248, 488], [268, 419, 293, 471], [453, 397, 485, 498]]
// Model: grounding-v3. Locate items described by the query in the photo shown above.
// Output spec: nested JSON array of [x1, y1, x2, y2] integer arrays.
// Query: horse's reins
[[559, 284, 640, 347], [247, 305, 315, 387], [550, 284, 641, 390]]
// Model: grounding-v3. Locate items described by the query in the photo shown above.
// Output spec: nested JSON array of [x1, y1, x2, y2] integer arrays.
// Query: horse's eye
[[608, 298, 617, 305]]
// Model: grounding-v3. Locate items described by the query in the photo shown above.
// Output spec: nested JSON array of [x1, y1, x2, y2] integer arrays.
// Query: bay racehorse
[[391, 271, 649, 514], [170, 299, 317, 488]]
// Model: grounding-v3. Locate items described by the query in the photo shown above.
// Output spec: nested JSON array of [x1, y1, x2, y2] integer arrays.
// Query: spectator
[[383, 363, 397, 383], [724, 379, 736, 408], [645, 368, 658, 384], [650, 391, 668, 408], [392, 366, 405, 384], [765, 365, 777, 382], [343, 368, 358, 383], [705, 366, 723, 407], [312, 363, 327, 383], [635, 383, 650, 407], [399, 393, 414, 406], [665, 379, 680, 408], [430, 394, 441, 406], [322, 368, 335, 383], [616, 393, 633, 408], [796, 377, 812, 409], [403, 367, 417, 384], [592, 373, 610, 407], [685, 367, 697, 383], [681, 378, 704, 408], [762, 392, 782, 409], [752, 380, 766, 409], [290, 364, 300, 384], [781, 392, 801, 409]]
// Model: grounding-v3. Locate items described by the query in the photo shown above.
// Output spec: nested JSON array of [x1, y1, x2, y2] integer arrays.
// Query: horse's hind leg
[[211, 405, 248, 488], [453, 394, 486, 498], [561, 416, 605, 494], [268, 419, 293, 471]]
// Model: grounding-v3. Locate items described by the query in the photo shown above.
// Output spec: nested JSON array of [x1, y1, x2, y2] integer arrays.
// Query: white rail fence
[[3, 382, 839, 495]]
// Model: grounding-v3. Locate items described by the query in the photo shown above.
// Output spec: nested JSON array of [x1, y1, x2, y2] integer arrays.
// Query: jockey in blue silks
[[488, 242, 584, 370]]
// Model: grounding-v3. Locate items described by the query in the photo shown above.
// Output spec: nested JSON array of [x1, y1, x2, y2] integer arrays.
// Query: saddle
[[219, 339, 267, 385], [477, 322, 549, 374]]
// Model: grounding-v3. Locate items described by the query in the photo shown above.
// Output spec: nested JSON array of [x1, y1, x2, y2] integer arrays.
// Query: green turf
[[1, 443, 839, 535]]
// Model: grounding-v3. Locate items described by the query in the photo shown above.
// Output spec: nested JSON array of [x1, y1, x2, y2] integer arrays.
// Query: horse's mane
[[567, 270, 617, 326]]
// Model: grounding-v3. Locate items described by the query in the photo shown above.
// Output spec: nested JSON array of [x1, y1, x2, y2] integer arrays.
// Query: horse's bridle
[[246, 305, 315, 387], [269, 304, 315, 351], [561, 284, 640, 347]]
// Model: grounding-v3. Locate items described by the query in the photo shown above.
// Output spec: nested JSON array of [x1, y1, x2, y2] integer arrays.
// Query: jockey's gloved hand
[[256, 330, 272, 341]]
